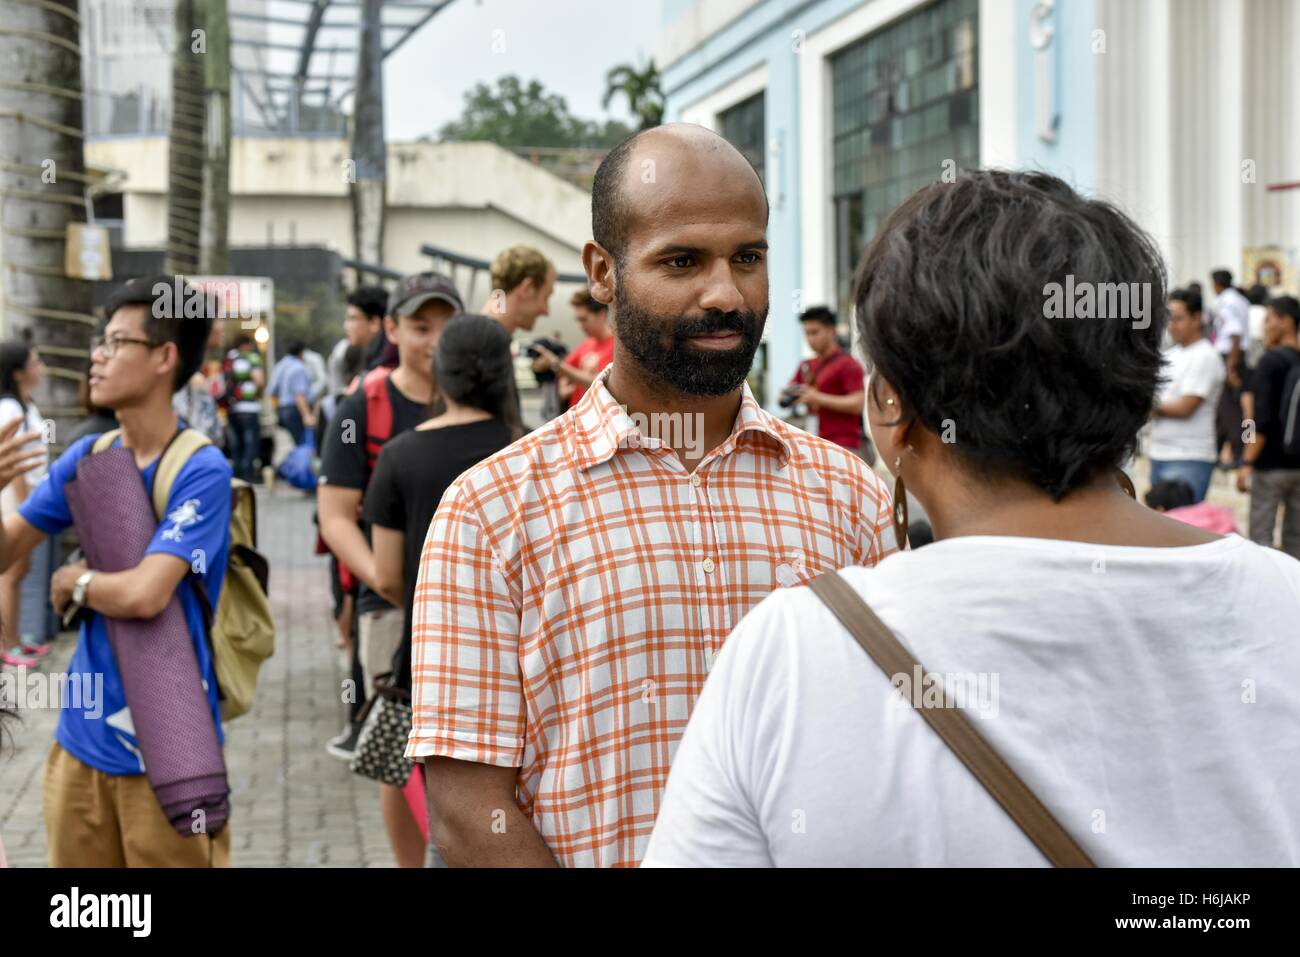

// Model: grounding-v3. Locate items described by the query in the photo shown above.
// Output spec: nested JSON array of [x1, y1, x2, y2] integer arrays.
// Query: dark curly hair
[[853, 169, 1168, 500]]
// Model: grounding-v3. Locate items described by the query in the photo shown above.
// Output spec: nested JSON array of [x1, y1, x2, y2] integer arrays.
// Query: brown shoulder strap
[[808, 571, 1096, 868]]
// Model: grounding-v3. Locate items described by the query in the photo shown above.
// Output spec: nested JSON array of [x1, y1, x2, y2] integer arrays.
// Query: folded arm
[[52, 552, 192, 621]]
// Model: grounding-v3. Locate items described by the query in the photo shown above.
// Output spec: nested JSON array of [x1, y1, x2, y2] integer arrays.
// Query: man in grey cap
[[317, 271, 462, 762]]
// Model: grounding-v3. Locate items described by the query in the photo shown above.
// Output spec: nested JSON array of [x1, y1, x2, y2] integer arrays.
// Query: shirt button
[[702, 558, 715, 574], [690, 474, 702, 488]]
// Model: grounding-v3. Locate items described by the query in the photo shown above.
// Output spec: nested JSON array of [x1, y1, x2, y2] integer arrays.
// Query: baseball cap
[[388, 271, 463, 318]]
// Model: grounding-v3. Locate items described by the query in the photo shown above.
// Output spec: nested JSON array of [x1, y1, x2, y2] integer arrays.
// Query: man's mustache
[[669, 311, 761, 342]]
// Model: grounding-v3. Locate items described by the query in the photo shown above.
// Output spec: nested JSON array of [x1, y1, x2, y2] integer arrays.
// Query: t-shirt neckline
[[923, 532, 1246, 559]]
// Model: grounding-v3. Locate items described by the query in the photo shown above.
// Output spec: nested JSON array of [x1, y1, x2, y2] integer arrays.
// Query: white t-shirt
[[0, 396, 48, 487], [1149, 337, 1225, 462], [1213, 287, 1250, 356], [643, 535, 1300, 867]]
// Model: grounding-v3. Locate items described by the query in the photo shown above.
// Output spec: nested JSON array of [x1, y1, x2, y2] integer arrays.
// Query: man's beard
[[613, 284, 767, 397]]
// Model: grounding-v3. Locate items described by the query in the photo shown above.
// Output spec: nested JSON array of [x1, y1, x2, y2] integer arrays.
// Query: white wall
[[1095, 0, 1300, 293], [88, 137, 596, 344]]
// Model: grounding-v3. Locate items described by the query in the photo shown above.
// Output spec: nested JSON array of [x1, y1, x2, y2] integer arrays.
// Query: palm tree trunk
[[199, 0, 231, 276], [0, 0, 96, 448], [165, 0, 208, 275]]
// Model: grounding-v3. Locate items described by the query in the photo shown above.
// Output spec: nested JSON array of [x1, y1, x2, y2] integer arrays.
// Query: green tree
[[437, 76, 636, 150], [439, 76, 580, 148], [602, 60, 664, 131]]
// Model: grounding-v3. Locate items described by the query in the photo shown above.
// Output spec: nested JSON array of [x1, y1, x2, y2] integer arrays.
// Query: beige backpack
[[92, 428, 274, 720]]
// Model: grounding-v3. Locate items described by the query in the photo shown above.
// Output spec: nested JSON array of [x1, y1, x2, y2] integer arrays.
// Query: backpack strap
[[91, 428, 123, 455], [362, 366, 394, 478], [149, 428, 213, 521], [807, 570, 1096, 868]]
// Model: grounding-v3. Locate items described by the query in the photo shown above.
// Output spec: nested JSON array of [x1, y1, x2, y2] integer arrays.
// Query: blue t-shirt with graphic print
[[19, 431, 230, 775]]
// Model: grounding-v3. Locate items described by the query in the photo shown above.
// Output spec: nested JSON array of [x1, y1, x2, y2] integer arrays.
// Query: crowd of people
[[1, 124, 1299, 869], [1147, 274, 1300, 557]]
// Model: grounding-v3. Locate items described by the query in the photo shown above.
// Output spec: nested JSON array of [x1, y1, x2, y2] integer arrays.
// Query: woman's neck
[[417, 401, 493, 430], [927, 474, 1219, 548]]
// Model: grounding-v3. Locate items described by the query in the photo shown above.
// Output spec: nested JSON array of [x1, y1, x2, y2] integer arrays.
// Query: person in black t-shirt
[[1240, 296, 1300, 557], [363, 314, 514, 867], [317, 272, 463, 762]]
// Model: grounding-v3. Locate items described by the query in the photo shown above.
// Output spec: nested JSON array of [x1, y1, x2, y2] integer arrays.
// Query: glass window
[[831, 0, 979, 317], [719, 91, 766, 186]]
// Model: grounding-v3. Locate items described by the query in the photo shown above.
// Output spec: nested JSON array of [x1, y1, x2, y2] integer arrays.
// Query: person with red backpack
[[317, 272, 463, 762]]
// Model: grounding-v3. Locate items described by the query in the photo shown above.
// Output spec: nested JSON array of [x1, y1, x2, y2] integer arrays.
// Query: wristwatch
[[71, 570, 96, 607]]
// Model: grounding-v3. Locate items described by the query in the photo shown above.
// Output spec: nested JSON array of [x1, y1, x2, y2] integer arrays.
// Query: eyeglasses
[[90, 335, 162, 359]]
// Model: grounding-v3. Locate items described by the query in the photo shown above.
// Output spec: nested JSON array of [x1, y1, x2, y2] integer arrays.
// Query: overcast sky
[[382, 0, 664, 141]]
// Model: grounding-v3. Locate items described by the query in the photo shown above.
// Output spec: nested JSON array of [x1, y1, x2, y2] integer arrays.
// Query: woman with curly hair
[[647, 170, 1300, 867]]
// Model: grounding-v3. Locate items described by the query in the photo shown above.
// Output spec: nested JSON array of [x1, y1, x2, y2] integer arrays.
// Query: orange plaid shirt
[[407, 366, 895, 866]]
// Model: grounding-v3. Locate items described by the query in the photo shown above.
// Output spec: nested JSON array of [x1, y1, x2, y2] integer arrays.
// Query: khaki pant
[[1249, 468, 1300, 559], [359, 606, 404, 696], [42, 742, 231, 867]]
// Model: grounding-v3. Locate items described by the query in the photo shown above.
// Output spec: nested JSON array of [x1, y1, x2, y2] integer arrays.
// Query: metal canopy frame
[[228, 0, 454, 134]]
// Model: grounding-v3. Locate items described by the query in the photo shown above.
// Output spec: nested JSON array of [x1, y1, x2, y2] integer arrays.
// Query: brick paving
[[0, 487, 393, 867]]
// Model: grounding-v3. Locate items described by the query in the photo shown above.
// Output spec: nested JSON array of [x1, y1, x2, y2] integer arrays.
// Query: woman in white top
[[0, 341, 50, 661], [644, 170, 1300, 867], [0, 412, 50, 868]]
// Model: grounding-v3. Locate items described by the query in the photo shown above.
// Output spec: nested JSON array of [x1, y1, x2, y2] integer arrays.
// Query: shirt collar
[[571, 365, 793, 471]]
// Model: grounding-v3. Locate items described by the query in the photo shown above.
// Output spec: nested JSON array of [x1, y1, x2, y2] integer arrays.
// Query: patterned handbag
[[349, 674, 415, 788]]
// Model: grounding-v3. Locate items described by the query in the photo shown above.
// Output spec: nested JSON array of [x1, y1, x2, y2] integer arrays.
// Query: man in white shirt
[[1211, 268, 1250, 466], [1149, 288, 1225, 502]]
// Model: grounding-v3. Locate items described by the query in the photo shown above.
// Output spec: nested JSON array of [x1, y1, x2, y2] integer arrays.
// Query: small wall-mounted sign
[[65, 223, 113, 280]]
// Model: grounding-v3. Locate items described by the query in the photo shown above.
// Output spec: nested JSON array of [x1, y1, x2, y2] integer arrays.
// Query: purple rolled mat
[[66, 446, 229, 837]]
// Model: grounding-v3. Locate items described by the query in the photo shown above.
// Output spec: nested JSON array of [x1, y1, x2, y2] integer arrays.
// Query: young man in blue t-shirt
[[0, 275, 233, 867]]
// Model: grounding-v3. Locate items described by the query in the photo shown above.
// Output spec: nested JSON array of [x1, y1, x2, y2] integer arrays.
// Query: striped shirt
[[407, 366, 895, 866]]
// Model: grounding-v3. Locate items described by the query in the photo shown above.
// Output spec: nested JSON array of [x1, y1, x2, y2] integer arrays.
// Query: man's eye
[[736, 252, 763, 265], [665, 255, 693, 269]]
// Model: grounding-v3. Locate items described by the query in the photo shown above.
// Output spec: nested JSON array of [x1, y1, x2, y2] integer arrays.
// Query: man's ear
[[156, 340, 181, 387], [583, 240, 615, 307], [383, 314, 398, 346]]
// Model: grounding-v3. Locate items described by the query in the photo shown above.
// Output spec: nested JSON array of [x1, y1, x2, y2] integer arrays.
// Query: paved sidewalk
[[0, 487, 393, 867]]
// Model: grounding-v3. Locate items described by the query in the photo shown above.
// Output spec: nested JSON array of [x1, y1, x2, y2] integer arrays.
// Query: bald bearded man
[[406, 124, 896, 867]]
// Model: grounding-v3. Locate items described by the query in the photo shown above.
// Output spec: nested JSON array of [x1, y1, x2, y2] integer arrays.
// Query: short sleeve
[[362, 442, 405, 530], [0, 397, 23, 428], [405, 482, 525, 767], [146, 447, 232, 570], [837, 355, 865, 393], [289, 364, 311, 399], [18, 435, 96, 536], [1182, 348, 1226, 400], [563, 341, 588, 371], [318, 390, 368, 489]]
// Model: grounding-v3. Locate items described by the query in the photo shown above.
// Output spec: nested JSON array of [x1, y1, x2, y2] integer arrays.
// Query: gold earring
[[1115, 468, 1136, 499], [892, 455, 909, 549]]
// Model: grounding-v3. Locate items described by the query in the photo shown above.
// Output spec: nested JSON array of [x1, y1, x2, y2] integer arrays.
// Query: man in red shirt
[[783, 306, 866, 452], [535, 291, 615, 409]]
